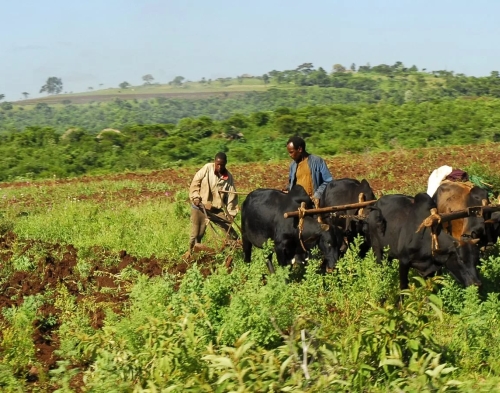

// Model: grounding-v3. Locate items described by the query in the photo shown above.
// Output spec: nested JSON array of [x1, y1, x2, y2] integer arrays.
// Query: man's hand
[[193, 197, 201, 206], [312, 197, 320, 208]]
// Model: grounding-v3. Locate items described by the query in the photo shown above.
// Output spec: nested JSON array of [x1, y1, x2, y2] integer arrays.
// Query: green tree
[[358, 62, 371, 73], [296, 63, 314, 74], [119, 81, 130, 89], [392, 61, 404, 72], [332, 63, 346, 73], [22, 92, 29, 99], [350, 63, 356, 72], [0, 94, 4, 101], [39, 77, 63, 94], [0, 101, 13, 110], [142, 74, 154, 85], [170, 76, 185, 86], [262, 74, 270, 84], [311, 67, 330, 86]]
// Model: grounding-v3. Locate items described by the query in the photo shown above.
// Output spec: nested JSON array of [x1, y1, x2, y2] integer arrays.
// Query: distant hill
[[11, 68, 448, 107], [14, 78, 274, 106]]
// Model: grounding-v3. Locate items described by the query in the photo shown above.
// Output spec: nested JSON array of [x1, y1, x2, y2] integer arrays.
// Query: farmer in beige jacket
[[187, 152, 239, 254]]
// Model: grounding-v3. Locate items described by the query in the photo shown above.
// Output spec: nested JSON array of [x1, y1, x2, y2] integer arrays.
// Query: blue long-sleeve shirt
[[288, 154, 333, 199]]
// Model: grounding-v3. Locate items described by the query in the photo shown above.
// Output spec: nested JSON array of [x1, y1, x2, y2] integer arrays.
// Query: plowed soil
[[0, 142, 499, 391]]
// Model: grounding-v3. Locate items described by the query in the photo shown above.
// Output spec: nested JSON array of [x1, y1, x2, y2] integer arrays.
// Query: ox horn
[[320, 223, 330, 232], [470, 238, 481, 245]]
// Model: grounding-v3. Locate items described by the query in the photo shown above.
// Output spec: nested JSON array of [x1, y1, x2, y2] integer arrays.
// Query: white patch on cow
[[427, 165, 453, 196]]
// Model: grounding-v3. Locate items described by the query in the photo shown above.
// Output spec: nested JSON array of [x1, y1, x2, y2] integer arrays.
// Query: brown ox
[[432, 180, 490, 245]]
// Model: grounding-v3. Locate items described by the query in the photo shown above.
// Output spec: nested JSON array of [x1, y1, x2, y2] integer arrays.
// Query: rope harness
[[416, 208, 443, 255], [297, 202, 308, 252]]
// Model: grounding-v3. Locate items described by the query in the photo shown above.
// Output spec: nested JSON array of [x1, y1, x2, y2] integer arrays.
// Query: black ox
[[365, 193, 482, 290], [241, 185, 343, 273], [320, 178, 376, 254], [487, 211, 500, 246]]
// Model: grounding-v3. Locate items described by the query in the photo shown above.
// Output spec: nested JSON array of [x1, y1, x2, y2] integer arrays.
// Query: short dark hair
[[215, 152, 227, 162], [287, 136, 306, 151]]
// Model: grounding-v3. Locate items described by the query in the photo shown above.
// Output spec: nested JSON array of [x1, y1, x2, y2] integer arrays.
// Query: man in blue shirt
[[286, 136, 333, 210]]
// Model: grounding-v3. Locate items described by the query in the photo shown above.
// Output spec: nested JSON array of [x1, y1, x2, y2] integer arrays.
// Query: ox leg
[[399, 260, 410, 291], [370, 239, 384, 264], [242, 237, 252, 263]]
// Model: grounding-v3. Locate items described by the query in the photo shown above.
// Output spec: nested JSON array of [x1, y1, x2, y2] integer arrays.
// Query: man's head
[[286, 136, 306, 162], [214, 152, 228, 176]]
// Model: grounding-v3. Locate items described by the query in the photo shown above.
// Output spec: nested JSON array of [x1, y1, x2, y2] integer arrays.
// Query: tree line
[[2, 60, 500, 104], [3, 70, 500, 134], [0, 98, 499, 182]]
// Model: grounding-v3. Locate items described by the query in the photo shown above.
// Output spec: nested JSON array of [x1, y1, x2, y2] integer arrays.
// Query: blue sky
[[1, 0, 498, 101]]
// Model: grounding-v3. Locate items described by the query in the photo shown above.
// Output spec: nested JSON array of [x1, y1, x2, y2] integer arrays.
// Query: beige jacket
[[189, 163, 238, 216]]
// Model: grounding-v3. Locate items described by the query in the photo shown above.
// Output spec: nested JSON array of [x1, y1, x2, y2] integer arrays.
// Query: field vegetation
[[1, 144, 500, 392]]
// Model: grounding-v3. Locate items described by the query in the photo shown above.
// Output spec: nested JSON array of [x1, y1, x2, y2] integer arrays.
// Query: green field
[[1, 144, 500, 392]]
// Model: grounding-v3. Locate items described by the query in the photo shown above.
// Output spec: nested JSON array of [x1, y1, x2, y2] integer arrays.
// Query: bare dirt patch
[[0, 232, 227, 391], [2, 143, 499, 208]]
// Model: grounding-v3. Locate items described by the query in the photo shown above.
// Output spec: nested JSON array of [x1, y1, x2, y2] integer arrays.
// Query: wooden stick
[[418, 205, 500, 229], [218, 189, 250, 195], [284, 200, 377, 219]]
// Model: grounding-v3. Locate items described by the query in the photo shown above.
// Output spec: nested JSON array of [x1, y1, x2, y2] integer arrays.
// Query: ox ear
[[320, 223, 330, 232]]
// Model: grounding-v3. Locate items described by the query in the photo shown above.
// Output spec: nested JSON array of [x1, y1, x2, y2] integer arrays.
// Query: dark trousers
[[189, 207, 239, 251]]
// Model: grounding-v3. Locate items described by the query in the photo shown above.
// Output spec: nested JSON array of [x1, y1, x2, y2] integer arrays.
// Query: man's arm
[[287, 162, 295, 191], [313, 158, 333, 200], [188, 165, 208, 203]]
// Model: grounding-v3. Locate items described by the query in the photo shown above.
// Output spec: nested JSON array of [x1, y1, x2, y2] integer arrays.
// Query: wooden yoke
[[417, 203, 500, 253], [283, 200, 377, 219]]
